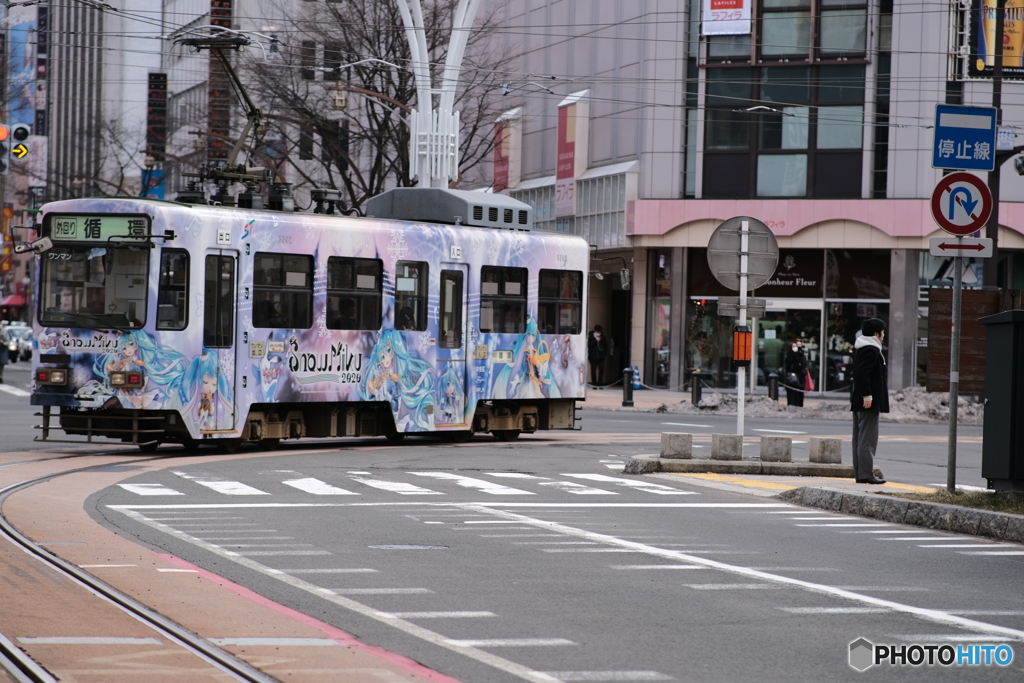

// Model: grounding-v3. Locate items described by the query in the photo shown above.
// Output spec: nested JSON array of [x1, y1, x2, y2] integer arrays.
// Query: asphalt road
[[83, 443, 1023, 683]]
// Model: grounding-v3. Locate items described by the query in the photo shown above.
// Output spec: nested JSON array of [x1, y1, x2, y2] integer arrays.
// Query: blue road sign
[[932, 104, 997, 172]]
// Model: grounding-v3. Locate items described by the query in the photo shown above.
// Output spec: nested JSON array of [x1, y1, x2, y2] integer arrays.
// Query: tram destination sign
[[47, 214, 151, 243]]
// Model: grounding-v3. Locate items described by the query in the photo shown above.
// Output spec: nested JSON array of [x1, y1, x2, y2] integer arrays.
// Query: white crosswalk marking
[[118, 483, 185, 496], [561, 473, 695, 495], [541, 672, 674, 681], [540, 481, 616, 495], [173, 472, 269, 496], [411, 472, 534, 495], [282, 478, 358, 495], [348, 474, 441, 495]]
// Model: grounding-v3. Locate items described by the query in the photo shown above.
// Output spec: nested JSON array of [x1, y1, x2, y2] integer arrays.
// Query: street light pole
[[395, 0, 482, 188]]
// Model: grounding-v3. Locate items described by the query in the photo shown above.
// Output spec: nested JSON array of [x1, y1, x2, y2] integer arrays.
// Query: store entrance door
[[753, 299, 824, 393]]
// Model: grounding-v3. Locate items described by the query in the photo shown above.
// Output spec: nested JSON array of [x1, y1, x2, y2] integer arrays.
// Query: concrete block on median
[[808, 437, 842, 464], [759, 436, 792, 462], [660, 432, 693, 459], [711, 434, 743, 460]]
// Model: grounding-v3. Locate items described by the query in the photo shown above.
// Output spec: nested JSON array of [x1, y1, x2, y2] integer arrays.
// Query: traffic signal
[[11, 124, 30, 161], [0, 124, 9, 175]]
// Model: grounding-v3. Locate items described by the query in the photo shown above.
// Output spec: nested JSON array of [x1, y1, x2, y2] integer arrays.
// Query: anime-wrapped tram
[[26, 188, 589, 451]]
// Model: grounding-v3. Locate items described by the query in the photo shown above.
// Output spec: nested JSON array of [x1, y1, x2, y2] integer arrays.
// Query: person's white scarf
[[854, 334, 885, 364]]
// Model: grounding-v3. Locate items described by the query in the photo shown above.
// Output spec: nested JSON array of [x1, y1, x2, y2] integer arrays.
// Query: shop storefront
[[683, 247, 891, 392]]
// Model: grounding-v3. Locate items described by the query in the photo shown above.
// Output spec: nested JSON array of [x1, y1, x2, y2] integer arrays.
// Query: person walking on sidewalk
[[587, 325, 607, 388], [850, 318, 888, 484], [784, 341, 808, 407]]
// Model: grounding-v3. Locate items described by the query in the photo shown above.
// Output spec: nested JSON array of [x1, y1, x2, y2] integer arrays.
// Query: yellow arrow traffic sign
[[12, 144, 28, 159]]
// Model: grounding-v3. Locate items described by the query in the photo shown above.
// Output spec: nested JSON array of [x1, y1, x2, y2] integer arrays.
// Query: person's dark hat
[[594, 325, 603, 332], [862, 317, 886, 337]]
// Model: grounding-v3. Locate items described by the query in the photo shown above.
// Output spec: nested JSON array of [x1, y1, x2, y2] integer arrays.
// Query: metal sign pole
[[738, 220, 748, 437], [947, 238, 963, 493]]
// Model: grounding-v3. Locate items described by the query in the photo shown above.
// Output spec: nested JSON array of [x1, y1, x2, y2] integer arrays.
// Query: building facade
[[490, 0, 1024, 393]]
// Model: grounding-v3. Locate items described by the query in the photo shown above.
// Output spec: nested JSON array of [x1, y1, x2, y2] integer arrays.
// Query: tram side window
[[157, 250, 189, 330], [538, 269, 583, 335], [204, 255, 235, 348], [395, 260, 428, 331], [326, 256, 382, 330], [254, 252, 313, 329], [479, 266, 526, 334], [440, 269, 464, 348]]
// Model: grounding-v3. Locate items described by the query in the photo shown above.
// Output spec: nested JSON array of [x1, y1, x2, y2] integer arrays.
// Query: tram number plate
[[474, 344, 488, 359], [493, 350, 513, 364], [249, 341, 266, 358]]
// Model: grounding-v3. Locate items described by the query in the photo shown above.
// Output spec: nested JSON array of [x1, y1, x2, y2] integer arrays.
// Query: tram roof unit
[[365, 188, 533, 231]]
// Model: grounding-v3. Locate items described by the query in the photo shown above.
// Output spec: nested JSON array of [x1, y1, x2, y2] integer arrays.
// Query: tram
[[25, 188, 589, 450]]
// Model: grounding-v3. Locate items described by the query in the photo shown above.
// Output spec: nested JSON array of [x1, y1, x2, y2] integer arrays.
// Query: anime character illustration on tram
[[177, 347, 234, 432], [493, 316, 560, 400], [85, 330, 189, 409], [358, 329, 436, 431], [436, 362, 465, 424]]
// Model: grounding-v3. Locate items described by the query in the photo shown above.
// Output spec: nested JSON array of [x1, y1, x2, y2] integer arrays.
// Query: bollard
[[691, 372, 702, 406], [768, 373, 779, 401], [622, 367, 634, 407]]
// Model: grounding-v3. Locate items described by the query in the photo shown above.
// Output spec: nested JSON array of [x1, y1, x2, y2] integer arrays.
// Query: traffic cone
[[632, 365, 643, 390]]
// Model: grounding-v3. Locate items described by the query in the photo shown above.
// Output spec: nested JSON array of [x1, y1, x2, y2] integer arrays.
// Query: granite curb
[[776, 487, 1024, 543], [623, 455, 882, 479]]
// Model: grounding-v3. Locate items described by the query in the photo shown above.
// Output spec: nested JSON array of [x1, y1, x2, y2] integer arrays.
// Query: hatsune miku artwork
[[177, 347, 234, 432], [550, 334, 587, 398], [359, 329, 436, 431], [85, 330, 189, 409], [493, 316, 561, 400], [436, 363, 465, 424], [252, 331, 288, 402]]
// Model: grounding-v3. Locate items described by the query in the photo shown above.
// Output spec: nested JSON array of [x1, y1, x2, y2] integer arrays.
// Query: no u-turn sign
[[930, 172, 993, 236]]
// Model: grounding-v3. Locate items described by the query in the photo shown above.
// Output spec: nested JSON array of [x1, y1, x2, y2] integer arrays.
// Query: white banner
[[701, 0, 752, 36]]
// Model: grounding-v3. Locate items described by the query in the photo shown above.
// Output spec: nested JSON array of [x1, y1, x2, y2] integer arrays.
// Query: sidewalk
[[581, 385, 847, 412]]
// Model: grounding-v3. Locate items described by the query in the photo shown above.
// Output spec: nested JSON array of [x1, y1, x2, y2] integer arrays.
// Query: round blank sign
[[706, 216, 780, 292]]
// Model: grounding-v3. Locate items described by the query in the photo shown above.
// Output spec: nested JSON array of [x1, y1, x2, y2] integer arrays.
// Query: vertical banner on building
[[701, 0, 752, 36], [493, 107, 522, 193], [969, 0, 1024, 79], [555, 91, 589, 218], [1, 205, 14, 274]]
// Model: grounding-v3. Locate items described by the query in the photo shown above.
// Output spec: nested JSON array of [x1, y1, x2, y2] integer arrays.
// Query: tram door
[[201, 251, 238, 434], [436, 264, 468, 426]]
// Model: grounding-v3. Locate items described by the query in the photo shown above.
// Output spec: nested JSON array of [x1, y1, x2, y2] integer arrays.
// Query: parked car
[[6, 325, 33, 362]]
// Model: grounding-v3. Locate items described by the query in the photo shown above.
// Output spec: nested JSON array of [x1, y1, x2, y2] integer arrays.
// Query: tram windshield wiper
[[56, 312, 132, 334]]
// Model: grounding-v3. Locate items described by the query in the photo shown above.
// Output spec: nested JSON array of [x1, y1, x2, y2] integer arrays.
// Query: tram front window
[[39, 245, 150, 329]]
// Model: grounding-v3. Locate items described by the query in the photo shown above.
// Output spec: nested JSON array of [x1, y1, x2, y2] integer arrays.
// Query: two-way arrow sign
[[929, 236, 993, 258]]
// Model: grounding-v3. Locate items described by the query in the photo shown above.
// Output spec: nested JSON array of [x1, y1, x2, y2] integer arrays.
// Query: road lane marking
[[348, 474, 442, 495], [0, 384, 30, 397], [173, 472, 268, 496], [541, 548, 638, 553], [479, 534, 566, 538], [274, 568, 377, 574], [780, 607, 888, 614], [661, 422, 712, 428], [446, 639, 574, 647], [753, 429, 806, 434], [959, 551, 1024, 556], [540, 482, 616, 495], [685, 584, 788, 590], [118, 483, 185, 496], [917, 544, 1018, 548], [540, 672, 672, 681], [947, 610, 1024, 616], [282, 477, 359, 495], [610, 565, 705, 570], [332, 588, 433, 595], [115, 501, 1019, 683], [412, 472, 535, 495], [560, 474, 695, 495], [486, 473, 544, 479], [380, 612, 497, 619], [796, 523, 892, 527]]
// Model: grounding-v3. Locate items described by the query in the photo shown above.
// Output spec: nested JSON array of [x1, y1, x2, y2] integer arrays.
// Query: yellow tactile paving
[[666, 472, 939, 495]]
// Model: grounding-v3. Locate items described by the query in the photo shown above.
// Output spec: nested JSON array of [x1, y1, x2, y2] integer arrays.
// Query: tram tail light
[[732, 325, 752, 368], [36, 369, 68, 385], [111, 371, 145, 387]]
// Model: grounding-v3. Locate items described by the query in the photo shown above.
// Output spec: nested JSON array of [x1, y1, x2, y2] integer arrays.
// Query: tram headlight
[[110, 372, 127, 386], [111, 371, 144, 387]]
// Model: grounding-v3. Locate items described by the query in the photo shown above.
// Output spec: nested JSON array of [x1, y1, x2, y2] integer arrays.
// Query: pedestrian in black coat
[[850, 317, 888, 484], [587, 325, 607, 387], [784, 342, 808, 407]]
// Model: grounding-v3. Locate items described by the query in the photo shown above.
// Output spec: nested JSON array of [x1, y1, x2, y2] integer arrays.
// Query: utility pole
[[395, 0, 482, 188], [984, 0, 1006, 288]]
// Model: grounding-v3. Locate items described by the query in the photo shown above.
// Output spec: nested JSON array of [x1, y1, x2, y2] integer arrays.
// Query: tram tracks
[[0, 455, 280, 683]]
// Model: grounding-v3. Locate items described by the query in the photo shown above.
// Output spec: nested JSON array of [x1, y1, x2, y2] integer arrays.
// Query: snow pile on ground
[[654, 386, 983, 425]]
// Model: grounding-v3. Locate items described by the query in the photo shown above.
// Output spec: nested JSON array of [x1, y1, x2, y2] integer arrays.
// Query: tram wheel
[[260, 438, 281, 451], [218, 439, 242, 454], [493, 430, 521, 442]]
